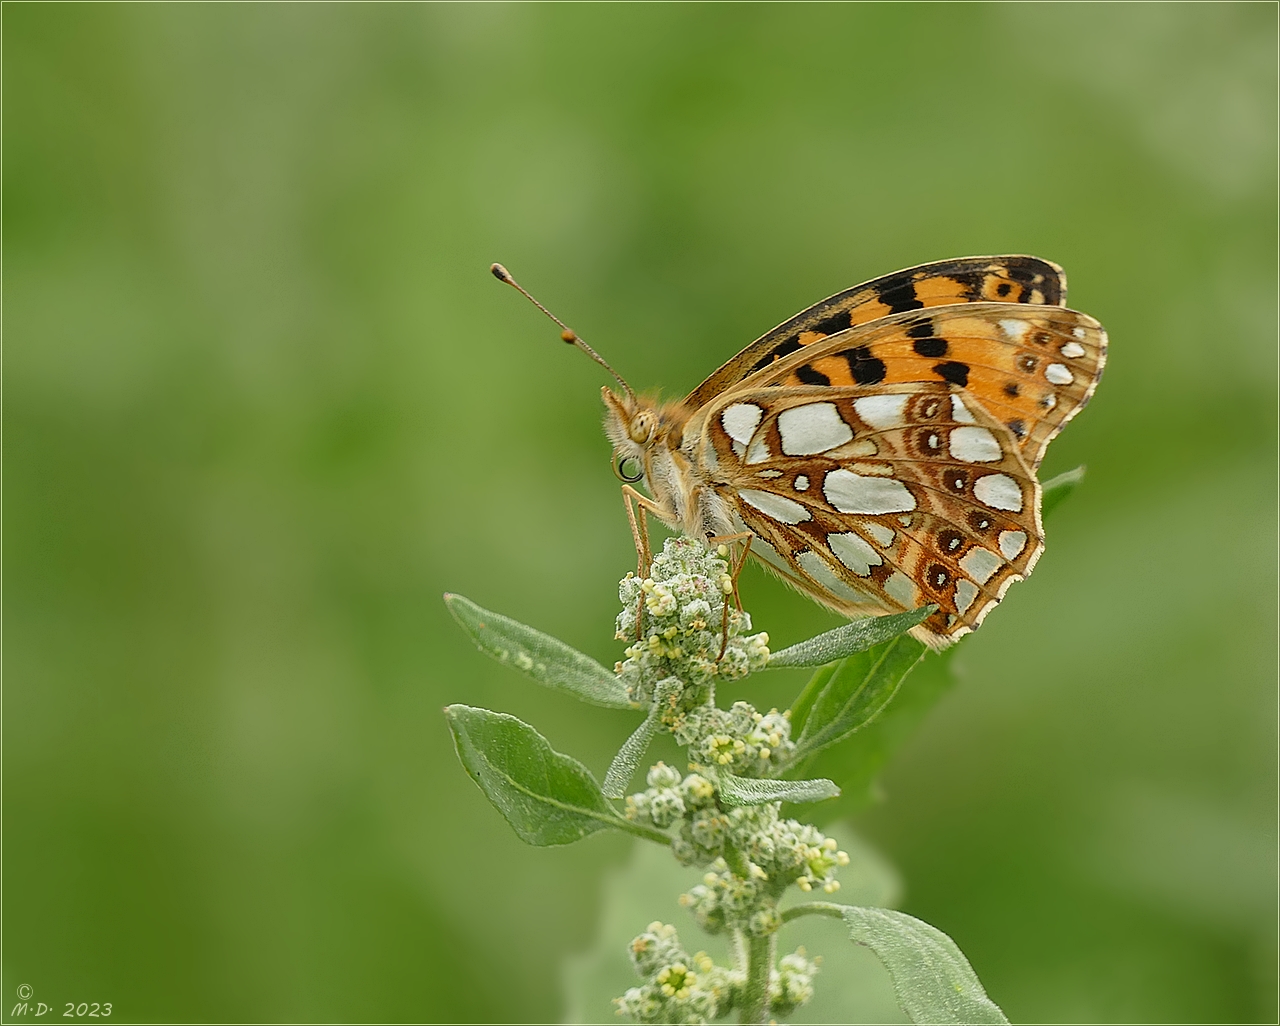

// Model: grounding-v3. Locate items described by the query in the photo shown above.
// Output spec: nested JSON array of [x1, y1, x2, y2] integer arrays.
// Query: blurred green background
[[5, 4, 1276, 1023]]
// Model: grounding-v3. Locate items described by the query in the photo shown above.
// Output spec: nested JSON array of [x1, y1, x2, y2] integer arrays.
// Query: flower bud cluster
[[728, 805, 851, 895], [769, 948, 822, 1017], [679, 859, 779, 937], [615, 538, 769, 705], [680, 702, 795, 776], [611, 536, 836, 1024], [614, 922, 742, 1024], [623, 764, 715, 831]]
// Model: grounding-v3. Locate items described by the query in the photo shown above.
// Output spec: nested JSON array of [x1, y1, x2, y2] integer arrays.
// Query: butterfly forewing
[[701, 383, 1043, 646], [718, 302, 1105, 471], [685, 256, 1067, 409]]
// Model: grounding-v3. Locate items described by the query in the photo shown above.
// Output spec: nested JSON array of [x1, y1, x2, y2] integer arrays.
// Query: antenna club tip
[[490, 263, 513, 283], [561, 329, 578, 344]]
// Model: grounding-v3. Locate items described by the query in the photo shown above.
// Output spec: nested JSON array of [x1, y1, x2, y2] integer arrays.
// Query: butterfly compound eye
[[613, 453, 644, 483], [628, 410, 658, 444]]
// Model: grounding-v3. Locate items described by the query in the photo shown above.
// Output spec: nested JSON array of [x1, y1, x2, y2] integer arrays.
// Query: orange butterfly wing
[[722, 303, 1106, 471], [685, 255, 1067, 409]]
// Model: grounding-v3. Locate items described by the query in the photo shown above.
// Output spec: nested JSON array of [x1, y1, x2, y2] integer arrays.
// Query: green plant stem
[[780, 900, 847, 922], [739, 931, 775, 1025], [722, 838, 753, 879], [615, 819, 673, 845]]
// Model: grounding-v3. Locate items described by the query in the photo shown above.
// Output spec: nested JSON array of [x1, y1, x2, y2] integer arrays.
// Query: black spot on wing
[[1007, 419, 1026, 439], [811, 310, 854, 336], [795, 363, 830, 386], [841, 346, 887, 384], [752, 337, 803, 372], [1003, 381, 1020, 397], [876, 276, 923, 313], [933, 361, 970, 387], [996, 282, 1012, 297], [1004, 257, 1063, 304], [912, 336, 949, 358], [907, 320, 947, 357]]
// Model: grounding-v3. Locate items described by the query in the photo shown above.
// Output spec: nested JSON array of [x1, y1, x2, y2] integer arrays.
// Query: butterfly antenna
[[490, 263, 636, 401]]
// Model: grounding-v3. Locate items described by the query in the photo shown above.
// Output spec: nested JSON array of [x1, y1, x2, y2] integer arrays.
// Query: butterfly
[[493, 257, 1106, 648]]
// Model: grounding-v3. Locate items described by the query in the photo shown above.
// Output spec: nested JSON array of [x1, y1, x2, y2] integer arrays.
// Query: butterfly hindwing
[[685, 255, 1067, 409], [702, 382, 1043, 646], [723, 302, 1105, 470]]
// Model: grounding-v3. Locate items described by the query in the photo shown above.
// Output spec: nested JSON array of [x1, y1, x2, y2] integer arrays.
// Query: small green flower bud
[[647, 761, 682, 789]]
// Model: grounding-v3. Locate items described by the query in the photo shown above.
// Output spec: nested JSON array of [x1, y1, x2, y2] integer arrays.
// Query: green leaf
[[768, 606, 934, 667], [444, 594, 632, 709], [1041, 464, 1085, 520], [841, 906, 1010, 1024], [805, 651, 956, 818], [602, 714, 658, 799], [444, 705, 665, 846], [791, 636, 927, 762], [719, 773, 839, 806], [788, 661, 839, 737]]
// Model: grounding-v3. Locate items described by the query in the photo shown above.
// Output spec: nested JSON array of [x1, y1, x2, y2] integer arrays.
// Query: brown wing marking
[[685, 256, 1066, 409], [703, 383, 1043, 647]]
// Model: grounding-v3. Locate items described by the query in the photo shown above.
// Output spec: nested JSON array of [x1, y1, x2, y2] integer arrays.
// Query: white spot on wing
[[796, 550, 865, 602], [959, 546, 1002, 585], [777, 402, 853, 455], [999, 318, 1029, 340], [998, 530, 1027, 559], [865, 522, 895, 547], [740, 489, 811, 524], [828, 532, 881, 576], [757, 469, 782, 479], [954, 579, 978, 615], [853, 394, 909, 430], [1059, 341, 1085, 359], [950, 395, 976, 423], [1045, 363, 1074, 385], [721, 404, 763, 446], [884, 571, 917, 608], [793, 475, 809, 491], [823, 469, 916, 514], [1072, 326, 1086, 339], [745, 436, 772, 464], [948, 426, 1002, 463], [974, 473, 1023, 511]]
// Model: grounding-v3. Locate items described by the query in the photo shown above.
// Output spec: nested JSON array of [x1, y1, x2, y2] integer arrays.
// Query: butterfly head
[[602, 386, 659, 483]]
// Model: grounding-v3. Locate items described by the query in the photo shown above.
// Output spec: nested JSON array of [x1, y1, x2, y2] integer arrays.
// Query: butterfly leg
[[707, 532, 754, 660], [620, 485, 657, 579], [621, 485, 664, 640]]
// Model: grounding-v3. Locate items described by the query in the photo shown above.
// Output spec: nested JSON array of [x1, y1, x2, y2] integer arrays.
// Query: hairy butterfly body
[[496, 257, 1106, 648]]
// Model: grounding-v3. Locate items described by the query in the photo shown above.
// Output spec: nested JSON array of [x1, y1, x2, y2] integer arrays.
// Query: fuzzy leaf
[[444, 594, 632, 708], [792, 637, 927, 761], [788, 662, 839, 737], [445, 705, 652, 846], [602, 714, 658, 799], [842, 906, 1009, 1024], [719, 773, 840, 807], [768, 606, 934, 667], [1041, 464, 1085, 520]]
